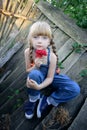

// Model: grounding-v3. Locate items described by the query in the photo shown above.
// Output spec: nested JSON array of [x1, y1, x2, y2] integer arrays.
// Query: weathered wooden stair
[[0, 1, 87, 130]]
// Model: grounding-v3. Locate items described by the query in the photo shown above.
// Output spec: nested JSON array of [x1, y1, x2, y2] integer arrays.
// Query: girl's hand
[[26, 77, 40, 90], [35, 58, 42, 68]]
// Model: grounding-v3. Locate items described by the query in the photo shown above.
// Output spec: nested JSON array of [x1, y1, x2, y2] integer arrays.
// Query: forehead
[[31, 28, 50, 36], [30, 22, 52, 38]]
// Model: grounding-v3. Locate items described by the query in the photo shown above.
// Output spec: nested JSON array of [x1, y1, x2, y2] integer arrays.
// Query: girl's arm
[[24, 48, 35, 73], [39, 52, 57, 89], [28, 52, 57, 90]]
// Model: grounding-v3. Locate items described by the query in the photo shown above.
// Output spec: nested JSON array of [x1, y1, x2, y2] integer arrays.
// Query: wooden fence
[[0, 0, 40, 58]]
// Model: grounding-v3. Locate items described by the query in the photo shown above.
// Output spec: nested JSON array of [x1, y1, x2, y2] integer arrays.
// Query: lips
[[36, 45, 42, 47], [36, 45, 43, 49]]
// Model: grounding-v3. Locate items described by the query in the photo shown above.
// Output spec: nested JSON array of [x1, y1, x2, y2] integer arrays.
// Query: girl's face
[[30, 35, 50, 50]]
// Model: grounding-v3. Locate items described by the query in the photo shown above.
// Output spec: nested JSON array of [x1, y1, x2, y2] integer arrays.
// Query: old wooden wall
[[0, 0, 87, 130], [0, 0, 40, 68]]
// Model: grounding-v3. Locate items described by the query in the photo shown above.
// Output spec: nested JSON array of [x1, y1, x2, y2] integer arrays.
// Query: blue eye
[[43, 36, 48, 39], [33, 36, 38, 38]]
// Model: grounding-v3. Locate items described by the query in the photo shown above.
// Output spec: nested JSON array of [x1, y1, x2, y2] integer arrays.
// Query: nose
[[38, 37, 42, 43]]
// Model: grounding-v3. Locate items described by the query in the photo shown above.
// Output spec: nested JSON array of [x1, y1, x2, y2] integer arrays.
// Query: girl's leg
[[24, 69, 44, 119], [37, 74, 80, 118], [27, 69, 44, 102], [47, 74, 80, 106]]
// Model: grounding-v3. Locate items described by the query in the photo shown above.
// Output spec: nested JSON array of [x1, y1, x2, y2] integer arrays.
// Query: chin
[[36, 47, 43, 50]]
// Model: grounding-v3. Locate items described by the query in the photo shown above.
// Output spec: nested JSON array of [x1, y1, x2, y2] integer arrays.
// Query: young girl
[[24, 21, 80, 119]]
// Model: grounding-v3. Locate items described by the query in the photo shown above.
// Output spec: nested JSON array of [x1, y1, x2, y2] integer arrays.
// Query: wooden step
[[10, 104, 25, 130], [68, 78, 87, 130], [13, 106, 52, 130], [10, 100, 49, 130], [68, 98, 87, 130], [0, 85, 27, 116], [61, 50, 85, 74], [0, 41, 24, 68], [54, 28, 69, 50], [0, 47, 25, 93], [15, 117, 41, 130], [35, 76, 87, 130], [0, 72, 26, 107], [66, 52, 87, 82], [58, 38, 75, 62], [35, 95, 84, 130], [0, 62, 25, 93]]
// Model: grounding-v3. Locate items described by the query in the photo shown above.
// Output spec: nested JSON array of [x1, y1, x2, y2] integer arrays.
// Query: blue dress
[[27, 48, 80, 106]]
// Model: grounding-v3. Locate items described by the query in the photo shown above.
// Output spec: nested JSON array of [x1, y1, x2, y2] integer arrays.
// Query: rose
[[35, 49, 47, 58]]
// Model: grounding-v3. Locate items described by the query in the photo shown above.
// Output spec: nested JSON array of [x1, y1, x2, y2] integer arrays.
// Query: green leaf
[[79, 69, 87, 77], [58, 62, 64, 69], [34, 0, 40, 3], [8, 95, 13, 99], [72, 42, 83, 53], [15, 89, 20, 95]]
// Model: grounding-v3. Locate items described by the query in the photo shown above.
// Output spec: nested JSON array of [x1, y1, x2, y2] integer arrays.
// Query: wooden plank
[[0, 42, 26, 93], [0, 0, 13, 42], [15, 0, 34, 29], [3, 0, 24, 36], [36, 0, 87, 44], [66, 52, 87, 82], [0, 0, 8, 30], [61, 51, 85, 74], [10, 104, 25, 130], [0, 61, 25, 92], [0, 72, 26, 107], [3, 0, 20, 39], [0, 31, 19, 56], [0, 41, 24, 68], [68, 98, 87, 130], [35, 94, 84, 130], [0, 46, 25, 91], [0, 70, 11, 84], [57, 38, 75, 62], [0, 88, 27, 115], [53, 28, 69, 50]]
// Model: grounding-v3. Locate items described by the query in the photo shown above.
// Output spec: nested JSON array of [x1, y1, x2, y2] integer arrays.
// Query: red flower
[[35, 49, 47, 58]]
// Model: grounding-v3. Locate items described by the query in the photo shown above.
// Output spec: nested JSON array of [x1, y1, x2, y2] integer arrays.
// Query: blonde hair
[[28, 21, 52, 43], [28, 21, 58, 67]]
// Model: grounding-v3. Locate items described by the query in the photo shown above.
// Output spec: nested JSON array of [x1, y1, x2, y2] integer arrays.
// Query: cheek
[[44, 43, 50, 48]]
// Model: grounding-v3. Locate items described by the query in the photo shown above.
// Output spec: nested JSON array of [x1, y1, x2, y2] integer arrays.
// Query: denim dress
[[27, 48, 80, 106]]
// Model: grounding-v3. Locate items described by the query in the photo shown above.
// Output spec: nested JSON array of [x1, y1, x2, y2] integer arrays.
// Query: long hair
[[27, 21, 58, 67]]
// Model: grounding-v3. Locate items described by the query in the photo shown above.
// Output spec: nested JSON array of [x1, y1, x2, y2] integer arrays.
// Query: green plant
[[72, 42, 83, 53], [8, 89, 20, 100], [79, 69, 87, 77], [13, 98, 23, 110], [8, 95, 14, 100], [14, 89, 20, 95], [64, 2, 87, 28], [58, 62, 64, 69], [72, 42, 87, 53], [34, 0, 40, 3], [36, 0, 87, 28]]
